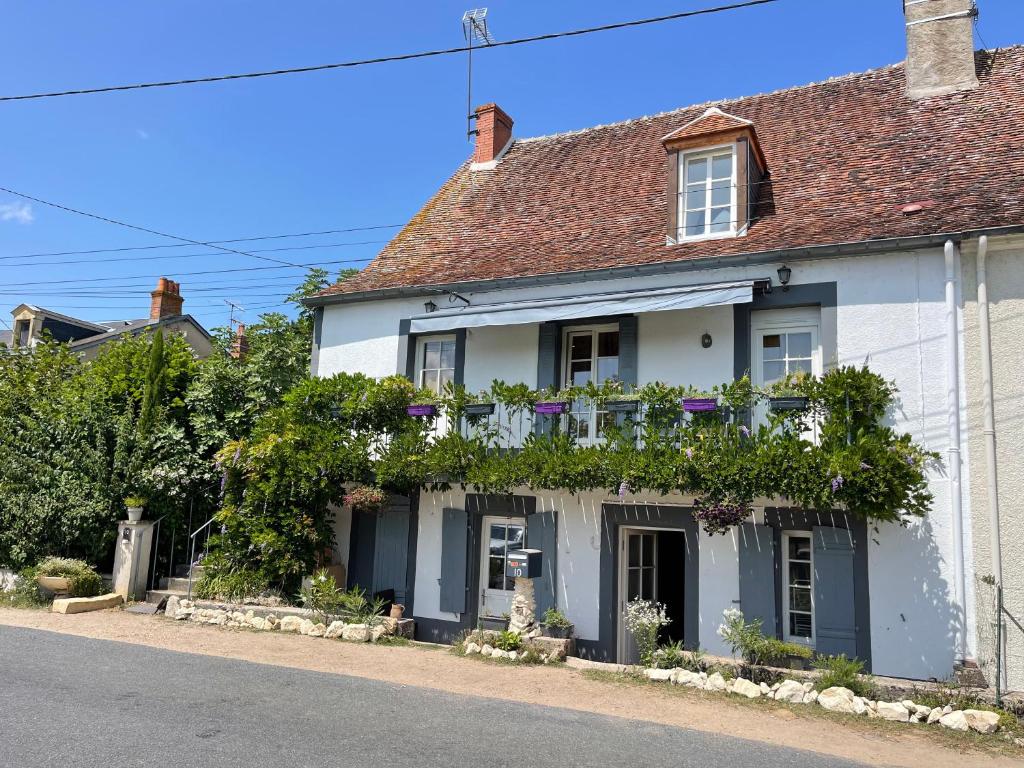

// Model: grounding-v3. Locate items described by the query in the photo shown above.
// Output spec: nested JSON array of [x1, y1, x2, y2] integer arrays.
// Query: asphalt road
[[0, 625, 866, 767]]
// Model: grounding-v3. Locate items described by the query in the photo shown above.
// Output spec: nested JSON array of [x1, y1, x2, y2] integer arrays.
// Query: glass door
[[618, 529, 658, 663], [751, 309, 821, 437], [479, 516, 526, 619]]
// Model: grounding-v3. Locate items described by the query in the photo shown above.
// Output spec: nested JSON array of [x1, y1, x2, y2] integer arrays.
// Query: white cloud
[[136, 128, 150, 140], [0, 201, 33, 224]]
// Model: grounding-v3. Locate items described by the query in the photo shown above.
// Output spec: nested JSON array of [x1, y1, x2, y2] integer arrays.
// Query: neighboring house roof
[[318, 47, 1024, 299], [67, 314, 212, 353], [11, 304, 110, 335]]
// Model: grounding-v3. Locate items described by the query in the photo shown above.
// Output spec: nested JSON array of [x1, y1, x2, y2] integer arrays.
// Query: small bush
[[518, 646, 544, 664], [652, 641, 707, 672], [813, 654, 876, 698], [541, 607, 573, 629], [35, 557, 103, 597], [624, 599, 671, 668], [4, 567, 49, 607], [194, 570, 270, 603], [717, 608, 812, 668], [494, 630, 522, 651]]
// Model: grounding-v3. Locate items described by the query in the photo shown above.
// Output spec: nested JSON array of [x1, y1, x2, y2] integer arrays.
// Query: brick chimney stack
[[904, 0, 980, 100], [150, 277, 184, 320], [472, 103, 513, 166], [230, 323, 249, 360]]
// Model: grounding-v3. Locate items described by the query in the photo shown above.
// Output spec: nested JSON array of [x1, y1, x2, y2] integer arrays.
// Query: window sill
[[669, 228, 743, 246]]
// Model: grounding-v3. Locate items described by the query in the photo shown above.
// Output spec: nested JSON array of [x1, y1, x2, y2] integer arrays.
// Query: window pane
[[686, 157, 707, 183], [685, 187, 705, 211], [641, 567, 654, 599], [597, 357, 618, 384], [642, 535, 655, 566], [762, 360, 785, 383], [628, 569, 640, 601], [570, 360, 592, 386], [488, 556, 505, 590], [440, 340, 456, 369], [421, 369, 440, 393], [790, 612, 813, 638], [438, 367, 454, 392], [490, 525, 507, 555], [570, 334, 592, 361], [710, 206, 731, 233], [789, 562, 811, 586], [423, 342, 440, 370], [788, 536, 811, 560], [508, 524, 524, 549], [789, 586, 812, 612], [711, 183, 731, 207], [628, 535, 640, 566], [762, 334, 784, 359], [712, 153, 732, 179], [684, 209, 706, 237], [596, 410, 617, 438], [598, 331, 619, 357], [789, 358, 813, 376], [787, 332, 812, 360]]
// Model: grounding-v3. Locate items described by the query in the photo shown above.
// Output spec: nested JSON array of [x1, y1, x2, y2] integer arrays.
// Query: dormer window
[[662, 107, 767, 245], [679, 146, 735, 239]]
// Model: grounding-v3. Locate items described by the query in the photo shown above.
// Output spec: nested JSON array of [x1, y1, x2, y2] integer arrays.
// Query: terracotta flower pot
[[389, 603, 405, 619]]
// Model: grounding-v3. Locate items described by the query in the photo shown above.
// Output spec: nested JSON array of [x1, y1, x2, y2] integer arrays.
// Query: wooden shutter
[[439, 508, 469, 614], [738, 522, 778, 636], [617, 316, 638, 392], [735, 138, 749, 234], [812, 526, 858, 658], [526, 510, 558, 619], [666, 149, 679, 243], [372, 504, 410, 605], [536, 322, 561, 436]]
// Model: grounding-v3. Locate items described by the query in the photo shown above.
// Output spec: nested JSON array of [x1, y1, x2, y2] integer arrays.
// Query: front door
[[372, 506, 410, 606], [618, 528, 658, 663], [479, 516, 526, 620]]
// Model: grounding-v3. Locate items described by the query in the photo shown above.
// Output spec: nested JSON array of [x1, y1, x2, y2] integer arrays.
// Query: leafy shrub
[[193, 569, 270, 603], [717, 608, 812, 668], [518, 646, 544, 664], [652, 641, 707, 671], [35, 557, 104, 597], [298, 569, 345, 623], [3, 567, 48, 607], [335, 586, 386, 627], [541, 607, 573, 629], [624, 599, 671, 668], [813, 654, 876, 698], [494, 630, 522, 652]]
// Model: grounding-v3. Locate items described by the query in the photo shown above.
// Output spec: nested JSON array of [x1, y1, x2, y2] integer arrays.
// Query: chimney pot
[[904, 0, 979, 100], [150, 276, 185, 320], [472, 103, 514, 167]]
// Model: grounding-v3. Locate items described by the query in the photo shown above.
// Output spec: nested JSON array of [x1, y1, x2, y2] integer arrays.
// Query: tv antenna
[[223, 299, 245, 329], [462, 8, 495, 141]]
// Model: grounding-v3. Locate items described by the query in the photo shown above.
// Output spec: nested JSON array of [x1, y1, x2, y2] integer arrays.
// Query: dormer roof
[[661, 107, 767, 172]]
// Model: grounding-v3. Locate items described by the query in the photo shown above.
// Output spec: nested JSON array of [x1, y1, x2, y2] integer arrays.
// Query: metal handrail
[[187, 516, 217, 600], [146, 514, 169, 594]]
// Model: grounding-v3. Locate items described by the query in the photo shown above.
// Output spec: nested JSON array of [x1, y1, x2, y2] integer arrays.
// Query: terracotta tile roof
[[661, 108, 752, 142], [322, 48, 1024, 298]]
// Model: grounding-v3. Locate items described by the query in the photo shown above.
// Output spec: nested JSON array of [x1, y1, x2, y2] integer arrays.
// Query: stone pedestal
[[112, 520, 156, 601], [508, 577, 536, 634]]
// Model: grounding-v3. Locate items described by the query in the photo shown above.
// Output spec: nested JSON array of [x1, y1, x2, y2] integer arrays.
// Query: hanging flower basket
[[464, 402, 496, 416], [769, 396, 809, 412], [605, 399, 640, 413], [682, 397, 718, 412], [406, 404, 438, 417], [534, 401, 568, 415], [692, 498, 750, 535], [344, 485, 389, 514]]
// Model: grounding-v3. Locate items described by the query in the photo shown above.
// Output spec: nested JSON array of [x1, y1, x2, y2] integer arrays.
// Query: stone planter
[[37, 576, 71, 594], [127, 506, 144, 523], [541, 622, 574, 639]]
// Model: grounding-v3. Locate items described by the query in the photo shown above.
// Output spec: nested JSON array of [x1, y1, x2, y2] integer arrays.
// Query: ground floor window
[[782, 532, 814, 645], [479, 516, 525, 618]]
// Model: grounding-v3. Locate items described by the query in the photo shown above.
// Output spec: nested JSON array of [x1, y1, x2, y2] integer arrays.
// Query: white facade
[[316, 245, 981, 682]]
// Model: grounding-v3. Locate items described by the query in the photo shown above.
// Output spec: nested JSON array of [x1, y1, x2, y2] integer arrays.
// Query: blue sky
[[0, 1, 1017, 330]]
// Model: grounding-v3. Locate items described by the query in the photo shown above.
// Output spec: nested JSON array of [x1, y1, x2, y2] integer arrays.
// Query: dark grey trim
[[347, 509, 377, 591], [413, 615, 466, 645], [761, 508, 871, 669], [592, 503, 700, 663], [405, 494, 419, 616], [302, 228, 1009, 308], [310, 307, 323, 377], [400, 324, 467, 384], [733, 281, 838, 381], [453, 328, 467, 387]]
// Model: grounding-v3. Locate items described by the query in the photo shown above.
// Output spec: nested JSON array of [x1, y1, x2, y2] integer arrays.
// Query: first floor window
[[783, 532, 814, 644], [416, 336, 456, 395], [679, 146, 735, 239], [564, 326, 619, 441]]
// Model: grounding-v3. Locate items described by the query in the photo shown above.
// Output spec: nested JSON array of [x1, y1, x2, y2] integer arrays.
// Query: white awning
[[408, 279, 755, 333]]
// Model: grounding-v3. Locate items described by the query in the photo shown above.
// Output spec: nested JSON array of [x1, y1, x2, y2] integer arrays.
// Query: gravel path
[[0, 608, 1016, 767]]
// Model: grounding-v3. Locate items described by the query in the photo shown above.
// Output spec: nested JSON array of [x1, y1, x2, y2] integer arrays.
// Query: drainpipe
[[944, 239, 967, 664], [975, 235, 1004, 699]]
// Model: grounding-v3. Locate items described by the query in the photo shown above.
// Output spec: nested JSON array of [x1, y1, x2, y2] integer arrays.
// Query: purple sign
[[534, 401, 568, 415], [682, 398, 718, 412], [406, 404, 437, 417]]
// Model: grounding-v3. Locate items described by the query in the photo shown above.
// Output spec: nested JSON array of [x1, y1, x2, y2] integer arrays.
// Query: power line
[[0, 224, 401, 260], [0, 2, 780, 102]]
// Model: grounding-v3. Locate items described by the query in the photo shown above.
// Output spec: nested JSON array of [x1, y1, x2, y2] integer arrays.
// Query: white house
[[307, 4, 1024, 684]]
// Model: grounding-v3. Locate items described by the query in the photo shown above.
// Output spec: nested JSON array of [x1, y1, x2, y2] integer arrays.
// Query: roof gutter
[[303, 224, 1024, 307]]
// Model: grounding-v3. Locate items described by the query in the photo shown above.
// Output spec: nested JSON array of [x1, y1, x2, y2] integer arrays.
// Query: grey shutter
[[536, 322, 561, 436], [813, 526, 857, 658], [738, 523, 777, 637], [527, 510, 558, 619], [372, 505, 410, 605], [735, 137, 749, 234], [617, 316, 638, 391], [666, 149, 679, 243], [439, 508, 469, 614]]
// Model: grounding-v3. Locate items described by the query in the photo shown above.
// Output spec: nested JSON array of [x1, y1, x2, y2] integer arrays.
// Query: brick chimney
[[230, 323, 249, 360], [150, 277, 184, 320], [904, 0, 979, 100], [472, 103, 513, 167]]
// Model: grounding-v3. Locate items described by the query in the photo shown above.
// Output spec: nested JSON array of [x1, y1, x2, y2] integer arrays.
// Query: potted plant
[[682, 395, 718, 412], [540, 607, 574, 639], [534, 401, 568, 415], [343, 485, 389, 514], [406, 401, 438, 417], [124, 495, 146, 523], [768, 372, 810, 412], [35, 557, 103, 597], [692, 497, 750, 535], [605, 394, 640, 413], [464, 391, 496, 416]]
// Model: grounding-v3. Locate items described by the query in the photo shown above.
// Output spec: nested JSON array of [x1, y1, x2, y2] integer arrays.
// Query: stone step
[[159, 576, 196, 592], [173, 564, 205, 579], [145, 588, 188, 605]]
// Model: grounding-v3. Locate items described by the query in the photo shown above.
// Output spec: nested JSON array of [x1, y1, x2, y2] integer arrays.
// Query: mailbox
[[505, 549, 542, 579]]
